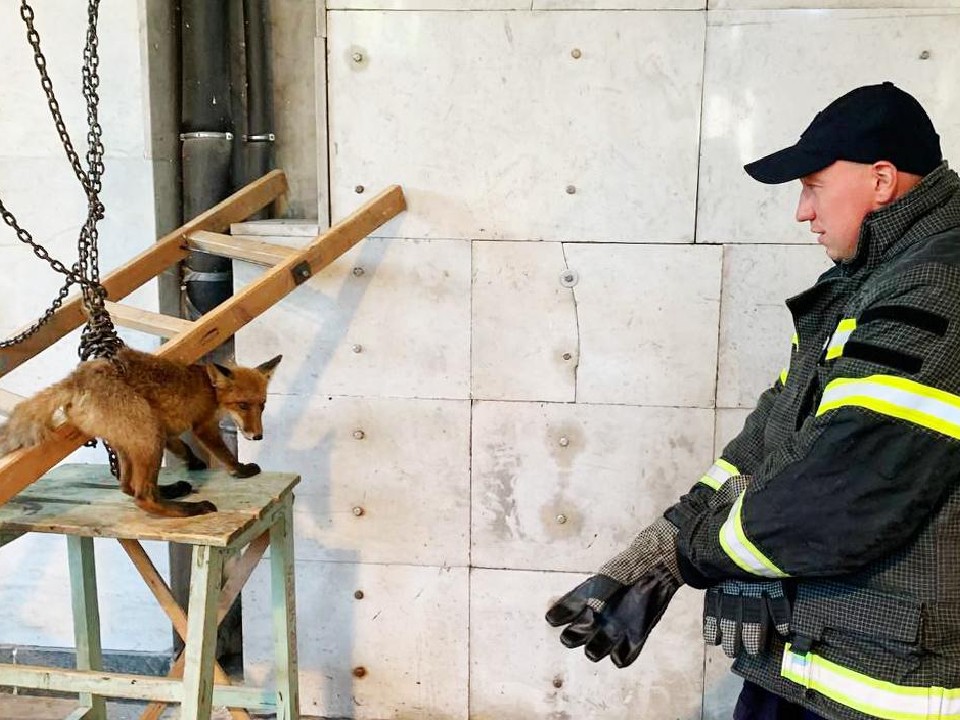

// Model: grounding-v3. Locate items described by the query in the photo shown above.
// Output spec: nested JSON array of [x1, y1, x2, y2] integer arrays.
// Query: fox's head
[[205, 355, 282, 440]]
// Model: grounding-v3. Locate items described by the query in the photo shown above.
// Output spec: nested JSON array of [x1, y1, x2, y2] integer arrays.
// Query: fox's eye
[[237, 402, 250, 410]]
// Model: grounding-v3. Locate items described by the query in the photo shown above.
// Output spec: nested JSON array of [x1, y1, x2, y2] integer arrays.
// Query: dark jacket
[[669, 163, 960, 720]]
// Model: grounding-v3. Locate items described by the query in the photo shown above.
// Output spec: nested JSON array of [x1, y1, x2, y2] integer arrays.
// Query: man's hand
[[545, 574, 625, 649]]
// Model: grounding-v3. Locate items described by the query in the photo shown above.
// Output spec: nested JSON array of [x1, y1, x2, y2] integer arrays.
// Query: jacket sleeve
[[672, 263, 960, 583]]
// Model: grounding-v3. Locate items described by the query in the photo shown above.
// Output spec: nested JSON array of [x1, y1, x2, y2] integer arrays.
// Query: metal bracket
[[291, 261, 312, 285]]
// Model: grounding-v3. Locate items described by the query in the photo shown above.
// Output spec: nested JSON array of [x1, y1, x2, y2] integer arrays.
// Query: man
[[547, 82, 960, 720]]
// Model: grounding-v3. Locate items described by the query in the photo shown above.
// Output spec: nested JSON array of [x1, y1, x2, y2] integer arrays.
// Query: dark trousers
[[733, 681, 828, 720]]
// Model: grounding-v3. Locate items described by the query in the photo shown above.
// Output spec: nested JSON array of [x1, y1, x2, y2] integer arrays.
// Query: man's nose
[[796, 195, 814, 223]]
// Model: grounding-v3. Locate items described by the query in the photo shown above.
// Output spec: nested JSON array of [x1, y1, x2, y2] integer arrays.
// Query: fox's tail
[[0, 385, 70, 455]]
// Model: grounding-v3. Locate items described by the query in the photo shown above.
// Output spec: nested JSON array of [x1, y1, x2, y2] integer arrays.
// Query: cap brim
[[744, 144, 836, 184]]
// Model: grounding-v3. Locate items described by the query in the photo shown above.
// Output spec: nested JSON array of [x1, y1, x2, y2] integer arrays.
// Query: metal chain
[[3, 0, 121, 476]]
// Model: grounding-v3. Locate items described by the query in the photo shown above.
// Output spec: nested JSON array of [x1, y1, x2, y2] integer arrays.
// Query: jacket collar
[[840, 162, 960, 276]]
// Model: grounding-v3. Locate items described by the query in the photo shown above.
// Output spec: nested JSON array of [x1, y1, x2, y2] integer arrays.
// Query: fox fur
[[0, 347, 282, 517]]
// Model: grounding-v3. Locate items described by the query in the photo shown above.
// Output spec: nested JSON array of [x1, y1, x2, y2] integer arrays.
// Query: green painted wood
[[180, 544, 224, 720], [67, 536, 106, 720], [0, 465, 299, 547], [271, 498, 300, 720], [0, 663, 275, 709]]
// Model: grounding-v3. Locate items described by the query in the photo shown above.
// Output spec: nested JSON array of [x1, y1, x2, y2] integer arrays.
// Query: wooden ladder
[[0, 169, 405, 507]]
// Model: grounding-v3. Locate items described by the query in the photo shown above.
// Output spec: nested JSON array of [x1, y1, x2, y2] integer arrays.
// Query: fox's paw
[[159, 481, 194, 500], [186, 457, 207, 471], [232, 462, 261, 479], [187, 500, 218, 515]]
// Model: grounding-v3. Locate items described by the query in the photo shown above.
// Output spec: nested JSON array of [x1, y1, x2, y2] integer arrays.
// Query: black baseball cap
[[744, 82, 942, 184]]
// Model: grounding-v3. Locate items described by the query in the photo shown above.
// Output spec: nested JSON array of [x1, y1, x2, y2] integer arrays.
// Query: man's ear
[[205, 363, 233, 386], [872, 161, 898, 204], [257, 354, 282, 381]]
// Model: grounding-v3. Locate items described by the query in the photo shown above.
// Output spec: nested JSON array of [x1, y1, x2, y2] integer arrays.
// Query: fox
[[0, 346, 282, 518]]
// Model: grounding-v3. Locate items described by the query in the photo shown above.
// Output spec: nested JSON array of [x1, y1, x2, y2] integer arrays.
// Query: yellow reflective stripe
[[779, 367, 789, 386], [698, 458, 739, 491], [825, 318, 857, 360], [718, 491, 788, 578], [818, 375, 960, 441], [791, 332, 799, 349], [782, 644, 960, 720]]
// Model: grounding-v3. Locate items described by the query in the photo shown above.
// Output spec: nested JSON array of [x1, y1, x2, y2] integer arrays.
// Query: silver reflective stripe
[[825, 318, 857, 360], [818, 375, 960, 441], [718, 491, 788, 578], [698, 458, 739, 491], [782, 644, 960, 720]]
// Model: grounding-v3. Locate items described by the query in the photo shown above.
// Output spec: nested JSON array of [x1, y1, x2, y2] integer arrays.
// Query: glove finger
[[767, 594, 792, 638], [740, 596, 765, 656], [610, 630, 647, 669], [560, 608, 600, 649], [545, 576, 620, 626], [719, 594, 744, 659], [703, 588, 721, 645], [584, 620, 618, 663]]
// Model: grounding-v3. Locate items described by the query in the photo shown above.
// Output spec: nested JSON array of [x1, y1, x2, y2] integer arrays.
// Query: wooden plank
[[0, 466, 299, 547], [186, 231, 298, 267], [103, 301, 194, 337], [0, 181, 400, 507], [67, 536, 107, 720], [0, 169, 287, 379], [271, 500, 300, 720], [180, 545, 223, 720], [0, 664, 275, 709], [0, 388, 24, 417]]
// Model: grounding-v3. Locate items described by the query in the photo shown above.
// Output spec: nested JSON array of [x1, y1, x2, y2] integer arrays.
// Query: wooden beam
[[103, 302, 194, 338], [0, 170, 288, 380], [186, 231, 298, 267], [0, 183, 404, 507], [0, 388, 24, 417]]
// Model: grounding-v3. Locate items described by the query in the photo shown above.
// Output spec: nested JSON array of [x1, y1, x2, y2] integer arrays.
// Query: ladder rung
[[186, 231, 297, 267], [0, 388, 25, 417], [104, 302, 194, 338]]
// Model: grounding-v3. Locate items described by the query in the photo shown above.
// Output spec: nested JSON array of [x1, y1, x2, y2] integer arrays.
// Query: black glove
[[582, 563, 680, 667], [703, 579, 791, 657], [545, 574, 625, 649]]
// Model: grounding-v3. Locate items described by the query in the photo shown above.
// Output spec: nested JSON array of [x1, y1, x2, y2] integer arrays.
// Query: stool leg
[[181, 544, 224, 720], [271, 500, 300, 720], [67, 536, 106, 720]]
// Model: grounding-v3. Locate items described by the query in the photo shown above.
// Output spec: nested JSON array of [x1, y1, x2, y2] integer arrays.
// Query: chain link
[[2, 0, 121, 476]]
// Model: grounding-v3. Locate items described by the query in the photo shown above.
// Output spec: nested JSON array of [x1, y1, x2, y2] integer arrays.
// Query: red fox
[[0, 347, 282, 517]]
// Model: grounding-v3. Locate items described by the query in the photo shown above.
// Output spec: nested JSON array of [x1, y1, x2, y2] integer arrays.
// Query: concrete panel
[[472, 401, 714, 572], [711, 0, 960, 9], [0, 1, 148, 159], [472, 241, 578, 402], [538, 0, 702, 7], [564, 243, 722, 407], [471, 568, 703, 720], [239, 395, 470, 567], [717, 244, 831, 408], [0, 533, 172, 652], [234, 237, 471, 400], [243, 560, 468, 719], [327, 10, 704, 242], [698, 9, 960, 244]]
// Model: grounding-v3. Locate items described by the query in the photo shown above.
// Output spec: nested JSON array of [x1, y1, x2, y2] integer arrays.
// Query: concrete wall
[[0, 1, 958, 718], [235, 3, 960, 719]]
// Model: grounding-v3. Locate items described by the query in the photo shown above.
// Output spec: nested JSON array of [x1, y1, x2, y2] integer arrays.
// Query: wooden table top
[[0, 464, 300, 547]]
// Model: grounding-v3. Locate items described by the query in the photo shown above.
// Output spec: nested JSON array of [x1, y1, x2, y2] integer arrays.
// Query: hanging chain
[[2, 0, 121, 476]]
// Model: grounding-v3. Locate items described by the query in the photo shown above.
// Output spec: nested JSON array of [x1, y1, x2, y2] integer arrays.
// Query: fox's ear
[[257, 354, 282, 380], [205, 363, 234, 386]]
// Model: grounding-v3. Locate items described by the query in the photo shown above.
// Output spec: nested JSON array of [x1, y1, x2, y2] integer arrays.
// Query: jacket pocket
[[791, 580, 921, 645]]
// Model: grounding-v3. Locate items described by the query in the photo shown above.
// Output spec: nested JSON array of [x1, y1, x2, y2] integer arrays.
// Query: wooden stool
[[0, 464, 301, 720]]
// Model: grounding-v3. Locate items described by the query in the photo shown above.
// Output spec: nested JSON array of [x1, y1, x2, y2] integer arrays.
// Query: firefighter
[[548, 82, 960, 720]]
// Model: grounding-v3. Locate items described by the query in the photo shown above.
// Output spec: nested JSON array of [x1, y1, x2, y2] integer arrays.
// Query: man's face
[[795, 161, 877, 261]]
